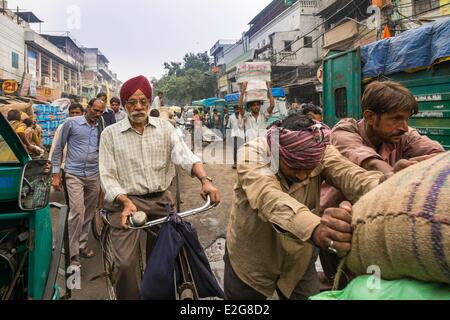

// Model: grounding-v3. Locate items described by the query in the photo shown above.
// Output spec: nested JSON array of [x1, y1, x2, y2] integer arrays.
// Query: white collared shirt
[[99, 116, 201, 203]]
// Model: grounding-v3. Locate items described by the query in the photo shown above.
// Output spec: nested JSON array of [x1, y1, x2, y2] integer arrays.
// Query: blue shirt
[[51, 116, 99, 177]]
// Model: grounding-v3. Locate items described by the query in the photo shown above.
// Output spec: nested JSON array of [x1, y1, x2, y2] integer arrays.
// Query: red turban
[[120, 75, 153, 106], [267, 120, 331, 170]]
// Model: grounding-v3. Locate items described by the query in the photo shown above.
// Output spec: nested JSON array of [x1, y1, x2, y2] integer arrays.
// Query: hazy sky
[[8, 0, 272, 81]]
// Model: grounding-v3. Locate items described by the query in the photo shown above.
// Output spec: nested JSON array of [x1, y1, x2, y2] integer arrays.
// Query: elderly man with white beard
[[99, 75, 221, 300]]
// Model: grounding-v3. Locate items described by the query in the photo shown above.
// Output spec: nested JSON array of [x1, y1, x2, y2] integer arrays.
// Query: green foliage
[[154, 51, 216, 106]]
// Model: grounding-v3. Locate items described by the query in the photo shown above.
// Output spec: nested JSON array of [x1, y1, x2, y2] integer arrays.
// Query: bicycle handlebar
[[128, 195, 213, 230], [100, 196, 215, 230]]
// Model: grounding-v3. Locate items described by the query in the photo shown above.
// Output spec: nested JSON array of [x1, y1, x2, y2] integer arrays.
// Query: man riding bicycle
[[99, 75, 221, 300]]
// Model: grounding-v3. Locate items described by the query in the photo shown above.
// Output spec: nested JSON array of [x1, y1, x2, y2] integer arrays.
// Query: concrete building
[[0, 7, 28, 94], [210, 0, 324, 103], [0, 6, 84, 101], [82, 48, 121, 101], [245, 0, 322, 104], [39, 34, 84, 100]]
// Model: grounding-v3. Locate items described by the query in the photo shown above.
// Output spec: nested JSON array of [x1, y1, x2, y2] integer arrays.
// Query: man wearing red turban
[[99, 75, 221, 299], [224, 113, 389, 300]]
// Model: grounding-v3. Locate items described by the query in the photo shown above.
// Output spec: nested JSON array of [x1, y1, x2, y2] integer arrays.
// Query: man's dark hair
[[97, 92, 107, 99], [193, 109, 199, 115], [69, 103, 84, 113], [88, 98, 104, 107], [110, 97, 121, 105], [302, 104, 323, 116], [150, 109, 160, 117], [362, 81, 418, 116], [280, 113, 315, 131], [23, 118, 33, 127], [157, 91, 163, 96], [7, 109, 21, 121]]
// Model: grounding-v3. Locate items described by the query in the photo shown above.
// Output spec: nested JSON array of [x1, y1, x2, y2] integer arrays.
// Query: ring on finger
[[327, 240, 338, 254]]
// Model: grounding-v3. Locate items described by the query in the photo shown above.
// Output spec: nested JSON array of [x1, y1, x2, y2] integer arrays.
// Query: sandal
[[79, 248, 95, 259]]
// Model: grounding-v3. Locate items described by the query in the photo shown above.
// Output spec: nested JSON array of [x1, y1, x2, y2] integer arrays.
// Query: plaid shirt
[[99, 116, 200, 204]]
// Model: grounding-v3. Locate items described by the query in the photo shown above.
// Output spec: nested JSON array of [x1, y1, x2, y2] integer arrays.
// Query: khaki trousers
[[64, 172, 100, 259], [107, 191, 175, 300]]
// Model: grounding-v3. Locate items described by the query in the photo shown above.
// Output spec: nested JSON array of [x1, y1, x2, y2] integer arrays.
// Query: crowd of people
[[4, 74, 445, 300]]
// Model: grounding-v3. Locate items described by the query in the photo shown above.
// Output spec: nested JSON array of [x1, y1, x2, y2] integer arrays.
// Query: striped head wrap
[[267, 120, 331, 170]]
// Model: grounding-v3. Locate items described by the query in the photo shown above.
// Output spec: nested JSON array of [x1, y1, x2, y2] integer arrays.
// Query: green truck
[[323, 19, 450, 149]]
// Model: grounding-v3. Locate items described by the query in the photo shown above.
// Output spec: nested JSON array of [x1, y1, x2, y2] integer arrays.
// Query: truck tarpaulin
[[361, 18, 450, 78]]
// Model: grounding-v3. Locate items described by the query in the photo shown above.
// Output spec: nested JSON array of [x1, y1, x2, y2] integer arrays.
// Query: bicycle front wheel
[[100, 225, 117, 300]]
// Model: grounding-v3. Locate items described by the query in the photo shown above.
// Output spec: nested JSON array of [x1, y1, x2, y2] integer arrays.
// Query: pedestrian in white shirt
[[228, 106, 245, 169], [239, 81, 275, 141], [152, 91, 164, 110]]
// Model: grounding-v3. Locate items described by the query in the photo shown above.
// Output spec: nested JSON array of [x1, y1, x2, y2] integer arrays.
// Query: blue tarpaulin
[[361, 18, 450, 78], [225, 88, 285, 102]]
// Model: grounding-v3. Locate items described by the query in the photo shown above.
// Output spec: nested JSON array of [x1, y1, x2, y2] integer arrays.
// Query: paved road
[[50, 162, 236, 300]]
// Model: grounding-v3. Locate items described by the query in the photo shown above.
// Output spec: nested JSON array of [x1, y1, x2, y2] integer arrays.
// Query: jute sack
[[0, 102, 34, 118], [346, 152, 450, 284]]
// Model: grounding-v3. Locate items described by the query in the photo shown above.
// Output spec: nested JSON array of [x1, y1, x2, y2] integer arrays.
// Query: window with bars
[[413, 0, 439, 15], [304, 36, 313, 48], [335, 87, 348, 118], [11, 52, 19, 69], [52, 62, 60, 83], [284, 41, 293, 52], [41, 54, 50, 77]]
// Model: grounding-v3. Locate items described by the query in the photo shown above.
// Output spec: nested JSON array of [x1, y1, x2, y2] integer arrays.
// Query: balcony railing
[[272, 51, 298, 65]]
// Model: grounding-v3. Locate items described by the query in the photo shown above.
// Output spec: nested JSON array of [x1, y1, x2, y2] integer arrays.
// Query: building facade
[[82, 48, 121, 101], [0, 3, 121, 103]]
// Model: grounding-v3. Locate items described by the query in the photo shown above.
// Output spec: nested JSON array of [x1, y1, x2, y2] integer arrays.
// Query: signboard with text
[[1, 80, 19, 95]]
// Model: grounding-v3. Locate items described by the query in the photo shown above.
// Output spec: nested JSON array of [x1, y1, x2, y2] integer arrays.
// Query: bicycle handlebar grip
[[129, 211, 147, 227]]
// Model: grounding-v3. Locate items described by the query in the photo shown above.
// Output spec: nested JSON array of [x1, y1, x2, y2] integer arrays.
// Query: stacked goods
[[346, 152, 450, 284], [237, 62, 271, 103], [33, 104, 67, 146], [236, 62, 271, 83]]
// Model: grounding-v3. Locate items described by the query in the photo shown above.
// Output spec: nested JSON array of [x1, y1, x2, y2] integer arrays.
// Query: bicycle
[[99, 196, 215, 300]]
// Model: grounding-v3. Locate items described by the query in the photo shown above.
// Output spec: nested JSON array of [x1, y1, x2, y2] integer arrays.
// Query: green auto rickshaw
[[0, 113, 69, 300]]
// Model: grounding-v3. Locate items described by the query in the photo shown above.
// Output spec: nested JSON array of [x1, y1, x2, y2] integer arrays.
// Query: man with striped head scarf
[[224, 113, 389, 300]]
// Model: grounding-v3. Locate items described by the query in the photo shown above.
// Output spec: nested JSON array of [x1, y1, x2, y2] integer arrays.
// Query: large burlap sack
[[158, 107, 176, 127], [0, 107, 30, 121], [0, 102, 34, 118], [346, 152, 450, 284]]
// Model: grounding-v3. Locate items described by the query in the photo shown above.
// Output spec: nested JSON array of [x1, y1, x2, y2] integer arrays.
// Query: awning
[[225, 49, 255, 73], [225, 87, 285, 102], [192, 97, 219, 107]]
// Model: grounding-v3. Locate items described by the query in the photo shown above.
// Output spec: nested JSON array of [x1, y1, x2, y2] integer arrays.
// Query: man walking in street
[[224, 113, 393, 300], [99, 75, 221, 300], [110, 97, 127, 122], [98, 92, 116, 127], [51, 98, 106, 267], [152, 91, 164, 110], [239, 81, 275, 141], [228, 106, 245, 169]]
